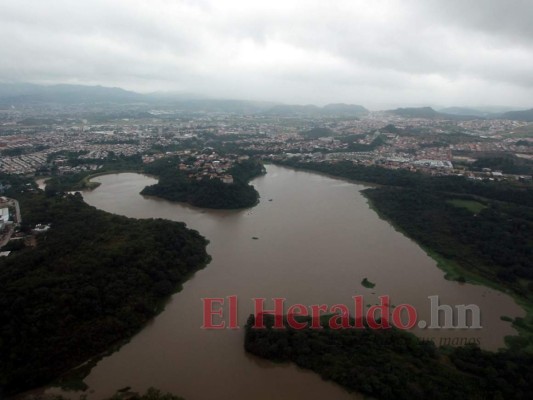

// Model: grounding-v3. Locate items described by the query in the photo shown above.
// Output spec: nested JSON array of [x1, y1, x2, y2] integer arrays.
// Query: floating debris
[[361, 278, 376, 289]]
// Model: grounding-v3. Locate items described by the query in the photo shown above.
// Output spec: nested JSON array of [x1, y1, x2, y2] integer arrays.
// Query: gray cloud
[[0, 0, 532, 109]]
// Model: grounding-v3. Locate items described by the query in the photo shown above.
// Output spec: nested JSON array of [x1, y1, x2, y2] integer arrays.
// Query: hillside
[[0, 83, 370, 116], [389, 107, 443, 119], [322, 103, 368, 116], [439, 107, 489, 117], [501, 108, 533, 122], [388, 106, 481, 120], [0, 83, 145, 105]]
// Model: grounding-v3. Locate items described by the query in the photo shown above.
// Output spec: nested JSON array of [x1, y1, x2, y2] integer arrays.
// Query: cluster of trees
[[335, 134, 387, 152], [0, 172, 35, 194], [364, 187, 533, 351], [29, 387, 184, 400], [41, 151, 265, 209], [0, 191, 209, 395], [245, 314, 533, 399], [1, 147, 26, 156], [141, 157, 264, 209], [364, 188, 533, 295], [471, 156, 533, 175], [44, 154, 144, 193], [44, 170, 98, 192], [229, 159, 265, 183], [300, 127, 335, 139]]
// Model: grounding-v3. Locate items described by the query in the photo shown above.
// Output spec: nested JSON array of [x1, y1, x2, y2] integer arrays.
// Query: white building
[[0, 207, 9, 224]]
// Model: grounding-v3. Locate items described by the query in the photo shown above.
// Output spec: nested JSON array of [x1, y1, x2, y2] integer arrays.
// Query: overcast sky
[[1, 0, 532, 109]]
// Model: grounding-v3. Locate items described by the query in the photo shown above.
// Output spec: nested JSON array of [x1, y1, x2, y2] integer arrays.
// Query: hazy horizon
[[0, 81, 530, 113], [1, 0, 533, 109]]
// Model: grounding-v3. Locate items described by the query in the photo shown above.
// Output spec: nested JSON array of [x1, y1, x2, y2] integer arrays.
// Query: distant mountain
[[389, 107, 442, 119], [0, 83, 145, 105], [388, 106, 480, 120], [1, 83, 529, 122], [0, 83, 276, 112], [476, 106, 524, 114], [322, 103, 368, 116], [160, 99, 278, 114], [0, 83, 369, 116], [501, 108, 533, 122], [439, 107, 489, 118]]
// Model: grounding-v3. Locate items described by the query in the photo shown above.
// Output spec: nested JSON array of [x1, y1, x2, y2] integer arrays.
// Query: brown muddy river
[[45, 165, 523, 400]]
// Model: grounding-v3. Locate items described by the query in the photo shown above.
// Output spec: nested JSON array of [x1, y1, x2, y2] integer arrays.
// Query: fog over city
[[1, 0, 533, 109]]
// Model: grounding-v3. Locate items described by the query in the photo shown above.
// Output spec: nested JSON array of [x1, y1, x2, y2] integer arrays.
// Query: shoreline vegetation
[[0, 183, 210, 396], [274, 159, 533, 352], [42, 155, 145, 193], [361, 278, 376, 288], [25, 387, 185, 400], [39, 154, 266, 210], [140, 157, 265, 209], [244, 314, 533, 400], [364, 192, 533, 351], [5, 160, 533, 397]]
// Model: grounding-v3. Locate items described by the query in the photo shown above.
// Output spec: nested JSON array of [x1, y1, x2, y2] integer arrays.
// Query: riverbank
[[26, 166, 524, 400], [245, 314, 533, 399], [38, 168, 147, 193], [0, 191, 210, 396], [362, 187, 533, 352], [271, 160, 533, 351]]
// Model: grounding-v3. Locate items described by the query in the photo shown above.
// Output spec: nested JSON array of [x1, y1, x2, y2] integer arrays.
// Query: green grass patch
[[447, 199, 487, 213]]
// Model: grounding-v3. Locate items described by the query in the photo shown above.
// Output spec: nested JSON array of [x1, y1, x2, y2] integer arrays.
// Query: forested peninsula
[[245, 314, 533, 400], [141, 157, 265, 209], [0, 186, 210, 396]]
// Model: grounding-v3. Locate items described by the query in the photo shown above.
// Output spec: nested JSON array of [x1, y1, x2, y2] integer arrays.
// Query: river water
[[45, 165, 523, 400]]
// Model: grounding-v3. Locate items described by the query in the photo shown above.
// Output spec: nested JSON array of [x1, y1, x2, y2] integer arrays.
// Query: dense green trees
[[29, 387, 184, 400], [471, 156, 533, 175], [364, 187, 533, 352], [141, 157, 264, 209], [245, 314, 533, 399], [364, 188, 533, 297], [300, 127, 334, 139], [0, 192, 209, 395], [45, 154, 144, 192], [0, 172, 36, 195]]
